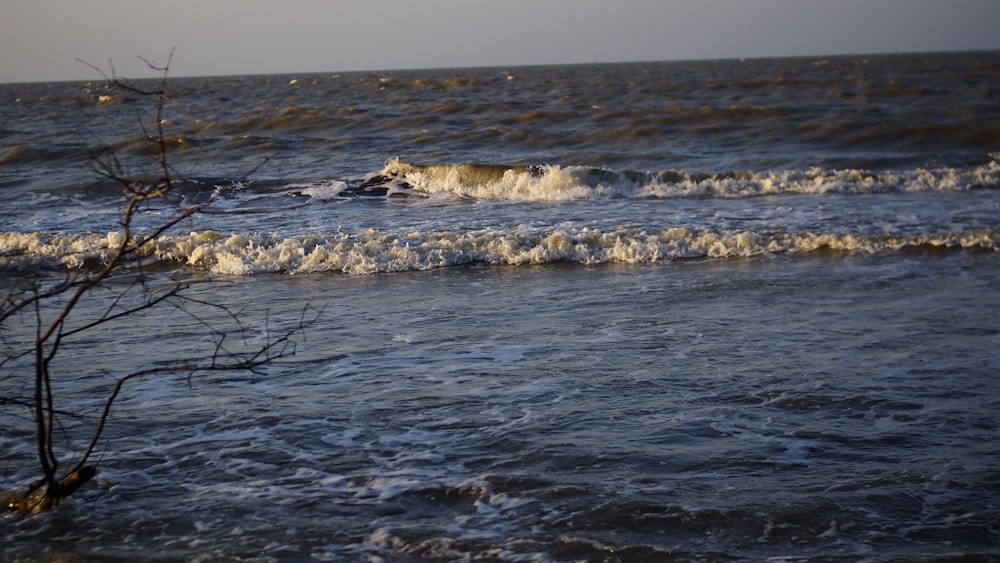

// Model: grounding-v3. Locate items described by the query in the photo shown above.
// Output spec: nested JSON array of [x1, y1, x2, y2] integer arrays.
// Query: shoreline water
[[4, 252, 1000, 560], [2, 51, 999, 560]]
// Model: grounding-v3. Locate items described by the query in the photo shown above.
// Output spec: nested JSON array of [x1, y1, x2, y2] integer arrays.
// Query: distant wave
[[3, 227, 997, 276], [289, 157, 1000, 203], [0, 144, 87, 166]]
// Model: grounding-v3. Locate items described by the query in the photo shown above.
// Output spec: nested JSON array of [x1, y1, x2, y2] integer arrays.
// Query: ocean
[[1, 51, 999, 561]]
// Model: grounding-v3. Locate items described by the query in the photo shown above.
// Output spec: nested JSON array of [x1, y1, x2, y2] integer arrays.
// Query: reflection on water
[[3, 252, 999, 560]]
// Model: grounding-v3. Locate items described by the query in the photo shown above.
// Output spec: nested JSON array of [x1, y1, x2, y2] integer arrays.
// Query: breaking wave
[[301, 157, 1000, 203], [3, 227, 997, 276]]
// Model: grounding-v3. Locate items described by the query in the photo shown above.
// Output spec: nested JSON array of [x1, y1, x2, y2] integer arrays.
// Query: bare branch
[[59, 284, 186, 339], [2, 50, 320, 513]]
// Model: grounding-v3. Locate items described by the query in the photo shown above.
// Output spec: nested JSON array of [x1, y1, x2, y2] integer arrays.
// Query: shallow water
[[2, 51, 1000, 561], [4, 250, 1000, 561]]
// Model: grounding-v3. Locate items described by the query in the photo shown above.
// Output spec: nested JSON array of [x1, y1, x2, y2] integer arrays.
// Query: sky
[[3, 0, 999, 83]]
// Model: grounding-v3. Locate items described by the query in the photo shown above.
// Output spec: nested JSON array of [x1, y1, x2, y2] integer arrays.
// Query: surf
[[289, 156, 1000, 203]]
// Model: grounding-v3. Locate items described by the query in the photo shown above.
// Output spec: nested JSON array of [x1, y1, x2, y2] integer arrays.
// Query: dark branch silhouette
[[1, 52, 319, 515]]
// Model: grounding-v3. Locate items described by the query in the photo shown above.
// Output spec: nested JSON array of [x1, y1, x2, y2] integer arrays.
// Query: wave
[[0, 143, 87, 166], [3, 228, 996, 276], [302, 157, 1000, 203]]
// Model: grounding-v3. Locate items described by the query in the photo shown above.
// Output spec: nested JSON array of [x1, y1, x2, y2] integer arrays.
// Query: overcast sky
[[3, 0, 999, 83]]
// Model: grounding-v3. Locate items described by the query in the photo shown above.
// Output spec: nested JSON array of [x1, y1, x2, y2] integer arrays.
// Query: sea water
[[1, 52, 999, 561]]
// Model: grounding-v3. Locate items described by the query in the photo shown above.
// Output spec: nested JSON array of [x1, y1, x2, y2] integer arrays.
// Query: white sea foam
[[383, 161, 600, 201], [2, 227, 996, 275], [285, 181, 348, 200], [374, 158, 1000, 202]]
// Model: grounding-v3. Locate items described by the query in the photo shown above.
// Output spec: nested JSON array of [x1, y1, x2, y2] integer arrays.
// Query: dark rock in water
[[346, 173, 415, 197]]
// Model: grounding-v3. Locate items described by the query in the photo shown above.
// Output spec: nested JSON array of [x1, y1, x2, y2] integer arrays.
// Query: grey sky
[[3, 0, 999, 83]]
